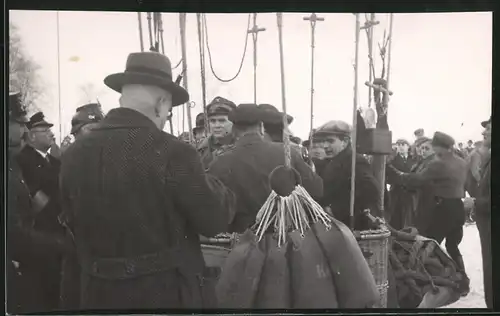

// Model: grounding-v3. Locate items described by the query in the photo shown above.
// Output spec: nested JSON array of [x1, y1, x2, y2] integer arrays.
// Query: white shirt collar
[[35, 148, 48, 159]]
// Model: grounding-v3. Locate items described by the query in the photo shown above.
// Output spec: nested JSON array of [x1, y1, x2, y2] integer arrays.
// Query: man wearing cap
[[16, 110, 68, 311], [193, 112, 206, 145], [197, 96, 236, 168], [208, 103, 323, 233], [386, 138, 417, 230], [59, 52, 234, 309], [60, 103, 106, 155], [389, 131, 470, 295], [310, 120, 380, 230], [463, 117, 491, 308], [258, 103, 315, 169]]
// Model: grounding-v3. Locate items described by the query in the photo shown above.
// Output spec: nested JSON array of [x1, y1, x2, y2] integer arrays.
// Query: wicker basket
[[355, 227, 391, 308]]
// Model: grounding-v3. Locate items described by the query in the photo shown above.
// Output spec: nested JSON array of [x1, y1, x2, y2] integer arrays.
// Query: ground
[[441, 223, 486, 308]]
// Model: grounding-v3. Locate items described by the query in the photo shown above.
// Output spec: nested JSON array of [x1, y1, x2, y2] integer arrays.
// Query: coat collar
[[235, 132, 264, 147], [93, 108, 158, 131]]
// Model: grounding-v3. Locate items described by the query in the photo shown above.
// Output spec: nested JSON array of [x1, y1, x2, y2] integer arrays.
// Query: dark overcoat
[[409, 154, 437, 236], [316, 146, 380, 230], [198, 134, 234, 169], [59, 108, 233, 309], [208, 133, 324, 233], [386, 154, 417, 230], [16, 144, 66, 311]]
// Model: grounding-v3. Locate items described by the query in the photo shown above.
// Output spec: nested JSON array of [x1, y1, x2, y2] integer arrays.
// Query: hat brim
[[104, 72, 189, 107], [30, 122, 54, 129], [261, 111, 294, 125], [228, 110, 264, 124], [314, 130, 350, 138]]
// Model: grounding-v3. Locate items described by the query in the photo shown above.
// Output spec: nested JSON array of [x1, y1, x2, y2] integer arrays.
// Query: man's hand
[[310, 147, 327, 160]]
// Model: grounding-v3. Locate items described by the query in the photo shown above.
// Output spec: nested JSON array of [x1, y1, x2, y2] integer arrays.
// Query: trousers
[[425, 198, 465, 269], [476, 213, 492, 308]]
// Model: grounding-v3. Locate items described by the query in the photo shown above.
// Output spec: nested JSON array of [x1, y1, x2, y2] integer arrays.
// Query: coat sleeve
[[475, 162, 491, 213], [291, 148, 324, 201], [168, 144, 233, 237], [390, 159, 443, 189]]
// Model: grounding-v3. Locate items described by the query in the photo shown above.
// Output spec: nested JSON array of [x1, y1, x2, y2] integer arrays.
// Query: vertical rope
[[367, 13, 376, 108], [349, 14, 361, 230], [252, 13, 258, 104], [56, 11, 63, 145], [137, 13, 144, 52], [276, 13, 291, 169], [147, 13, 153, 50], [179, 13, 193, 143], [303, 13, 324, 153], [377, 13, 394, 213], [197, 13, 210, 140]]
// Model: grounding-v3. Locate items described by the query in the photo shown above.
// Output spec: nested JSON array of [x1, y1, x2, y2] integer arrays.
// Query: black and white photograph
[[7, 9, 492, 312]]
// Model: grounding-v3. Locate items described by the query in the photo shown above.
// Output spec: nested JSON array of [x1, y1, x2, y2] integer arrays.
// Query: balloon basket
[[355, 228, 391, 308]]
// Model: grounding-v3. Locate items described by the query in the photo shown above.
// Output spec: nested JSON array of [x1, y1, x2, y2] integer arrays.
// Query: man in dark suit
[[16, 111, 67, 312], [59, 52, 234, 309], [309, 120, 380, 230], [390, 131, 470, 296], [386, 138, 417, 230], [208, 103, 323, 233], [463, 117, 491, 308]]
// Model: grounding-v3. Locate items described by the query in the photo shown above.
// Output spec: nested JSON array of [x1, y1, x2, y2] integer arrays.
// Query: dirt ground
[[441, 223, 486, 308]]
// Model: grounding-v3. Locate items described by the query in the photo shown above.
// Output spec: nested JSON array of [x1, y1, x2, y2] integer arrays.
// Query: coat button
[[125, 263, 135, 274]]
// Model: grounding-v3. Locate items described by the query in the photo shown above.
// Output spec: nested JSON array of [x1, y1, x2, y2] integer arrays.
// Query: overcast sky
[[10, 11, 492, 144]]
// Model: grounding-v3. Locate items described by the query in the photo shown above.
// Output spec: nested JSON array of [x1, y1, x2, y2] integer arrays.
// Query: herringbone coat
[[60, 108, 233, 309]]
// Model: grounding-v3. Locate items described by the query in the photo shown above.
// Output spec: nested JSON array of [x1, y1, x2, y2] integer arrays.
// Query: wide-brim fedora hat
[[258, 103, 294, 125], [104, 52, 189, 107]]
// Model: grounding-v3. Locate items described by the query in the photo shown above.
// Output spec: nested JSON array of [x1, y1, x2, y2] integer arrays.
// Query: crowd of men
[[7, 51, 492, 312]]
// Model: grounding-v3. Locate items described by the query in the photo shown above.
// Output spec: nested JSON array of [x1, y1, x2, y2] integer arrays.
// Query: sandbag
[[289, 229, 339, 308], [216, 230, 266, 308], [313, 220, 379, 308], [254, 235, 291, 309]]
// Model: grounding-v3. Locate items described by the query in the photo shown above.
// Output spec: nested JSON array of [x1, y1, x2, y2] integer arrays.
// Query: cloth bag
[[289, 229, 339, 308], [313, 219, 379, 308], [254, 235, 291, 308], [215, 230, 266, 308]]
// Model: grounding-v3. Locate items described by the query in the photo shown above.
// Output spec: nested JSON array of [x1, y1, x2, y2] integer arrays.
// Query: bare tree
[[9, 23, 45, 114], [77, 82, 108, 105]]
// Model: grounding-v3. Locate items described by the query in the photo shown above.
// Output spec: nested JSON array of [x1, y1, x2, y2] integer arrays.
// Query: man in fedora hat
[[311, 120, 380, 229], [463, 116, 491, 308], [15, 110, 69, 312], [208, 103, 323, 233], [198, 96, 237, 168], [389, 131, 470, 296], [59, 51, 234, 309], [386, 138, 417, 230]]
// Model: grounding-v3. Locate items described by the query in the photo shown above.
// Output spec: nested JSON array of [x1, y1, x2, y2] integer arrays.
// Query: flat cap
[[228, 103, 264, 124], [314, 120, 352, 138], [431, 131, 455, 149], [9, 91, 29, 123], [207, 96, 236, 117], [71, 103, 105, 134], [481, 116, 491, 128]]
